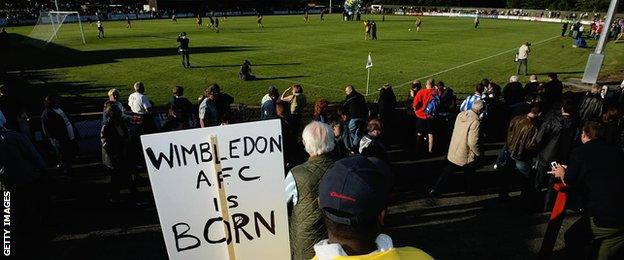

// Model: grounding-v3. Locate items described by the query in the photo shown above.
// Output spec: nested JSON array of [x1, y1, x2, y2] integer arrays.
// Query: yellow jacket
[[311, 247, 433, 260]]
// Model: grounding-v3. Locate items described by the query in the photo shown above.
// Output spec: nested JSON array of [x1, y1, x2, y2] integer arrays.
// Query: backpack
[[425, 92, 440, 118]]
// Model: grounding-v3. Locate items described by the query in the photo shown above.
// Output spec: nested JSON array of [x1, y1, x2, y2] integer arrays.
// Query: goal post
[[28, 11, 87, 45]]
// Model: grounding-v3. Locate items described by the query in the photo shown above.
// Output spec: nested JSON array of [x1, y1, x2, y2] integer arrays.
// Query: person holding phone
[[549, 121, 624, 259]]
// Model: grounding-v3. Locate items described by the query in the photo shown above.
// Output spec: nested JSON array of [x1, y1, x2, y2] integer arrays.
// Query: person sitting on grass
[[313, 156, 433, 260], [238, 60, 256, 81]]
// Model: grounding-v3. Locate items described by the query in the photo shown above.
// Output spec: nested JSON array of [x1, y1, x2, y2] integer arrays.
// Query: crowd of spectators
[[1, 70, 624, 258]]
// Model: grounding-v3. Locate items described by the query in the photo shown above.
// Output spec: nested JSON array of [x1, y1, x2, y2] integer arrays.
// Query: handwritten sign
[[141, 119, 290, 260]]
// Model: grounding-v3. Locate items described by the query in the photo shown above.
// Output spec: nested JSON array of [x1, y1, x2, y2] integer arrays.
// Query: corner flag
[[366, 53, 373, 69]]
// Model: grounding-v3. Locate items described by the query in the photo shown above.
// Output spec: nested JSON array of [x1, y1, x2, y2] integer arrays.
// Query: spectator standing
[[501, 103, 543, 206], [313, 156, 433, 260], [543, 73, 564, 111], [285, 121, 336, 260], [101, 101, 138, 203], [578, 85, 605, 123], [551, 122, 624, 260], [128, 81, 156, 134], [0, 84, 28, 133], [0, 113, 50, 259], [169, 86, 194, 125], [209, 84, 234, 125], [198, 88, 218, 128], [601, 106, 624, 152], [313, 99, 329, 123], [41, 95, 78, 176], [412, 79, 438, 154], [517, 42, 531, 75], [342, 85, 368, 151], [260, 86, 279, 120], [358, 119, 388, 162], [377, 83, 397, 129], [429, 100, 484, 196], [503, 75, 525, 106], [524, 75, 540, 96], [281, 84, 307, 131], [534, 101, 580, 211], [460, 84, 486, 114]]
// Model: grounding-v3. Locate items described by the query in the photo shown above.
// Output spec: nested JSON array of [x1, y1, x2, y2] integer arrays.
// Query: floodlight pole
[[581, 0, 619, 84]]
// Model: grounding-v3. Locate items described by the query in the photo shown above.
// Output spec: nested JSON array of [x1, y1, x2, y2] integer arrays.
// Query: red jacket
[[413, 88, 437, 119]]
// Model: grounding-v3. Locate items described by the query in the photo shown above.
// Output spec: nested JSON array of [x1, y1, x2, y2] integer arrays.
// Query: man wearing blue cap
[[312, 156, 433, 260]]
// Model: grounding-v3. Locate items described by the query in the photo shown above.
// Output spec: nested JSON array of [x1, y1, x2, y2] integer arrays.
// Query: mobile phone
[[551, 161, 558, 168]]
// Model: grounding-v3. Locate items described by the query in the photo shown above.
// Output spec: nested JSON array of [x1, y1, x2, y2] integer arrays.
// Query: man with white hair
[[429, 100, 484, 196], [284, 121, 336, 260], [503, 75, 525, 105], [128, 82, 152, 115]]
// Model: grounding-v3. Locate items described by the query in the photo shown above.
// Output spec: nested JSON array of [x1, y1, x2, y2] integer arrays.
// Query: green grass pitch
[[5, 14, 624, 108]]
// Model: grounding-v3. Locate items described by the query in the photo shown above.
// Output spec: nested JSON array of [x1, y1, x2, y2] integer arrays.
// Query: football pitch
[[5, 14, 624, 107]]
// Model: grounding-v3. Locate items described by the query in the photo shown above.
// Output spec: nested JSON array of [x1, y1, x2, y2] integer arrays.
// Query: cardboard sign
[[141, 119, 290, 260]]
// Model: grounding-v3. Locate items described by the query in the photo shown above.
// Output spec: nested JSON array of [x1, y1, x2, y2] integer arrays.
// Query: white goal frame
[[35, 10, 87, 45]]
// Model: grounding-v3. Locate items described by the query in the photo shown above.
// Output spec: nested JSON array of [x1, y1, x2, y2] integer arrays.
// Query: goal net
[[28, 11, 86, 45]]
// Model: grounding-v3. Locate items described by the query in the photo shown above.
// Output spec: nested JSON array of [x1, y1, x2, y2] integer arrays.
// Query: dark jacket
[[535, 114, 580, 164], [41, 108, 77, 141], [524, 81, 540, 95], [503, 82, 525, 105], [578, 93, 604, 122], [289, 154, 335, 260], [343, 91, 367, 119], [439, 87, 458, 115], [0, 128, 45, 188], [506, 115, 539, 161], [544, 79, 564, 106], [358, 134, 388, 162], [377, 88, 396, 121], [0, 95, 23, 130], [215, 93, 234, 123], [564, 139, 624, 228], [603, 118, 624, 152], [101, 120, 130, 169], [169, 96, 194, 122]]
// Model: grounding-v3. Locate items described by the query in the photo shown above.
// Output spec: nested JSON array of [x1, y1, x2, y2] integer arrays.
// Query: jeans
[[347, 118, 365, 151], [517, 58, 528, 75]]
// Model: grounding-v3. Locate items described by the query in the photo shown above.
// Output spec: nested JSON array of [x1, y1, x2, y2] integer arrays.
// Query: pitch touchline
[[382, 35, 560, 94]]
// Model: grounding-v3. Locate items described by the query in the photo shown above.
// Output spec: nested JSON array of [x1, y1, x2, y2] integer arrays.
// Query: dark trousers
[[432, 161, 476, 193], [517, 58, 528, 75], [565, 217, 624, 260], [108, 166, 138, 201], [180, 51, 190, 67]]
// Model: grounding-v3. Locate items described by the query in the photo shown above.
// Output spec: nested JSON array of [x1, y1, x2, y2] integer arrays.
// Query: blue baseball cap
[[319, 156, 390, 226]]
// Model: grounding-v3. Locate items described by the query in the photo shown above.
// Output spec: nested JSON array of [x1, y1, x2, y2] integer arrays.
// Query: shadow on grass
[[7, 33, 258, 71]]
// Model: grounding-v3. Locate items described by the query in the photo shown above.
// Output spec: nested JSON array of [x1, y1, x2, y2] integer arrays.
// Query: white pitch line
[[381, 35, 561, 94]]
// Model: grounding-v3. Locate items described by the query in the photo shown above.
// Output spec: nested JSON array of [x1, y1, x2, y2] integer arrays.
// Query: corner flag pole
[[366, 52, 373, 95]]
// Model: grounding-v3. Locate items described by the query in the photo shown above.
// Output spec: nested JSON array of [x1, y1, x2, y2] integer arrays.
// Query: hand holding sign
[[141, 120, 290, 260]]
